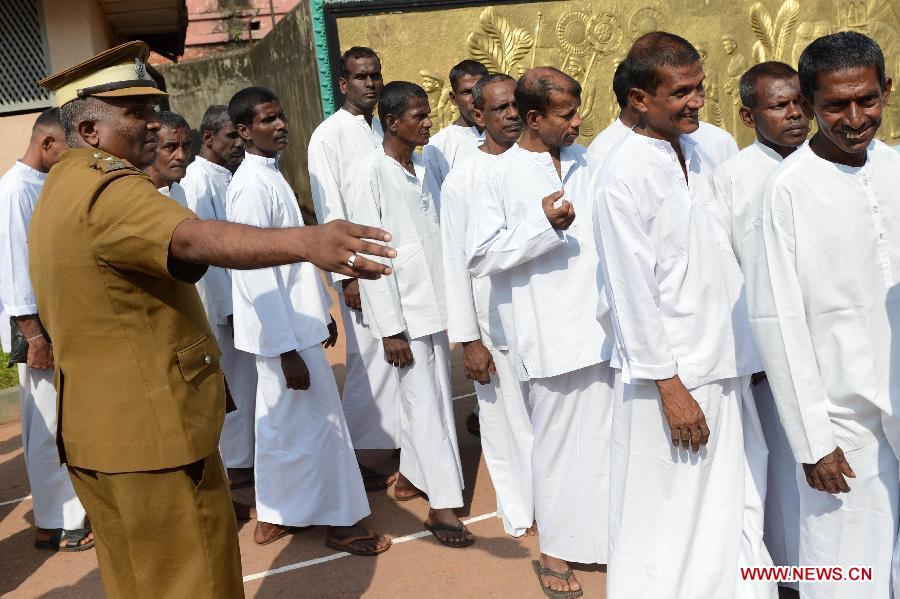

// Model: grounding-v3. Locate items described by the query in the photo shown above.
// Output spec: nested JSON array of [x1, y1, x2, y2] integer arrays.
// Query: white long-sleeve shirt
[[593, 133, 761, 389], [423, 124, 484, 200], [440, 149, 508, 349], [745, 141, 900, 464], [0, 161, 45, 351], [347, 149, 446, 340], [179, 156, 235, 326], [308, 108, 383, 286], [712, 140, 791, 265], [225, 152, 331, 357], [587, 118, 737, 172], [468, 143, 612, 380]]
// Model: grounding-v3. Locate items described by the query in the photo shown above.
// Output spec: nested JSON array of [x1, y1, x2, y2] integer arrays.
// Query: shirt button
[[874, 206, 880, 213], [880, 234, 886, 240], [203, 353, 211, 365], [93, 152, 102, 159]]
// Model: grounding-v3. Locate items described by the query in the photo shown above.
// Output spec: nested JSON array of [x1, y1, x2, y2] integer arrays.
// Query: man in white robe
[[0, 108, 90, 552], [225, 86, 390, 555], [440, 74, 534, 538], [593, 33, 774, 599], [181, 105, 258, 487], [422, 60, 488, 202], [308, 48, 403, 489], [588, 61, 739, 171], [712, 61, 810, 579], [348, 81, 470, 548], [745, 33, 900, 598], [468, 67, 614, 597]]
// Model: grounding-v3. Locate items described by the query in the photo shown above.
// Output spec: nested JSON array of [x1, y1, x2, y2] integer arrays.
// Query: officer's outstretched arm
[[169, 218, 395, 280]]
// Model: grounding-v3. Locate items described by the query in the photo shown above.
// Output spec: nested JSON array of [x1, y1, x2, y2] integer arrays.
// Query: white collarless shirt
[[468, 143, 612, 380], [594, 133, 761, 389], [179, 156, 234, 325], [226, 152, 331, 356], [347, 149, 446, 340], [440, 148, 509, 349], [0, 161, 46, 351], [157, 182, 188, 207], [308, 108, 383, 286], [586, 118, 632, 168], [711, 140, 791, 265], [423, 124, 485, 196], [746, 140, 900, 464]]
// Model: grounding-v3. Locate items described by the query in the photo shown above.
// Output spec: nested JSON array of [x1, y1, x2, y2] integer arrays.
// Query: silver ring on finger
[[347, 252, 357, 268]]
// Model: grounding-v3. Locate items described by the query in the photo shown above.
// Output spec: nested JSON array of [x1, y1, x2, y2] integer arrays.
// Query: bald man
[[0, 108, 92, 552]]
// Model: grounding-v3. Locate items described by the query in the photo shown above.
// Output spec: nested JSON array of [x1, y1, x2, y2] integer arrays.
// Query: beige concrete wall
[[41, 0, 112, 71], [0, 113, 37, 175]]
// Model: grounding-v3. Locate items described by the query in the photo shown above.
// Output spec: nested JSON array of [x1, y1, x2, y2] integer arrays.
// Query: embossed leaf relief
[[467, 7, 535, 74], [749, 0, 800, 62]]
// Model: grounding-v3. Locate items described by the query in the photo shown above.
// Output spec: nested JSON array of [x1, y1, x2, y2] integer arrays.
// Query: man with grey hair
[[180, 104, 257, 488]]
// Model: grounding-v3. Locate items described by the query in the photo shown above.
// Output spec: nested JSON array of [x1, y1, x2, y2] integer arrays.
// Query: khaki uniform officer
[[29, 42, 242, 598]]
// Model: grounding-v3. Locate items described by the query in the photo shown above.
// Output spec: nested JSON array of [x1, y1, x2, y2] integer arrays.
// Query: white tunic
[[745, 140, 900, 464], [587, 118, 737, 173], [308, 108, 383, 286], [712, 140, 791, 265], [593, 133, 761, 388], [156, 182, 187, 206], [226, 152, 331, 356], [0, 160, 86, 530], [423, 123, 484, 197], [467, 143, 612, 379], [180, 156, 234, 325], [347, 150, 446, 340]]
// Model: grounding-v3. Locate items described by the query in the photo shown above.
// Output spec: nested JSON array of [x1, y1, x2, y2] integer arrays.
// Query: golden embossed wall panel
[[335, 0, 900, 146]]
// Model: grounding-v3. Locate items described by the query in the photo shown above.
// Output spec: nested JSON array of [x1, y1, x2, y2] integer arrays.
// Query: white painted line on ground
[[243, 511, 498, 583], [0, 494, 31, 507], [452, 392, 476, 401]]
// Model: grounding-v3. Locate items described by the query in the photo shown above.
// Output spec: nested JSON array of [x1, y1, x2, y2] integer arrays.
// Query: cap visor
[[92, 87, 168, 99]]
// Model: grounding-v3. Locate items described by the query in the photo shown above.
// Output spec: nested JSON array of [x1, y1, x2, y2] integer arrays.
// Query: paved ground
[[0, 289, 608, 598]]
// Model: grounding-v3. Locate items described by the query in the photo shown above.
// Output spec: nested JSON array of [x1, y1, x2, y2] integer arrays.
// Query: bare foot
[[394, 473, 426, 501], [524, 521, 538, 536], [539, 553, 580, 594], [254, 521, 301, 545], [326, 523, 391, 555], [425, 508, 474, 547]]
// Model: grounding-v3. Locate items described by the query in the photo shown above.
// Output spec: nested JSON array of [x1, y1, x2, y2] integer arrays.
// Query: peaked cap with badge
[[39, 40, 167, 107]]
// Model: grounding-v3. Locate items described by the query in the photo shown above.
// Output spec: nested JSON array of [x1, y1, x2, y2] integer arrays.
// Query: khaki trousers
[[68, 452, 243, 599]]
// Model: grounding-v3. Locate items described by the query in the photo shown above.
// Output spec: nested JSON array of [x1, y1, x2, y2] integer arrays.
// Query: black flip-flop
[[423, 520, 474, 548], [324, 527, 392, 556], [531, 560, 583, 599], [34, 528, 94, 553], [359, 465, 397, 492]]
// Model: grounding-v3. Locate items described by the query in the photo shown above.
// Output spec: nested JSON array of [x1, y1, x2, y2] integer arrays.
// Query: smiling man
[[348, 81, 470, 549], [711, 62, 810, 581], [592, 33, 771, 599], [29, 43, 396, 597], [467, 67, 614, 598], [225, 86, 390, 556], [746, 32, 900, 599]]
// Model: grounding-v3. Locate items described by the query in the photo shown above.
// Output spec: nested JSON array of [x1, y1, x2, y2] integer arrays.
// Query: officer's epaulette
[[89, 152, 138, 174]]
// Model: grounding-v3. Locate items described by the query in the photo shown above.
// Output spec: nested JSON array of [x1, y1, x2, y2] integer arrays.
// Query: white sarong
[[396, 332, 464, 509], [213, 323, 257, 469], [476, 346, 533, 537], [18, 365, 85, 529], [337, 291, 401, 449], [530, 362, 614, 564], [253, 344, 369, 526], [608, 375, 776, 599]]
